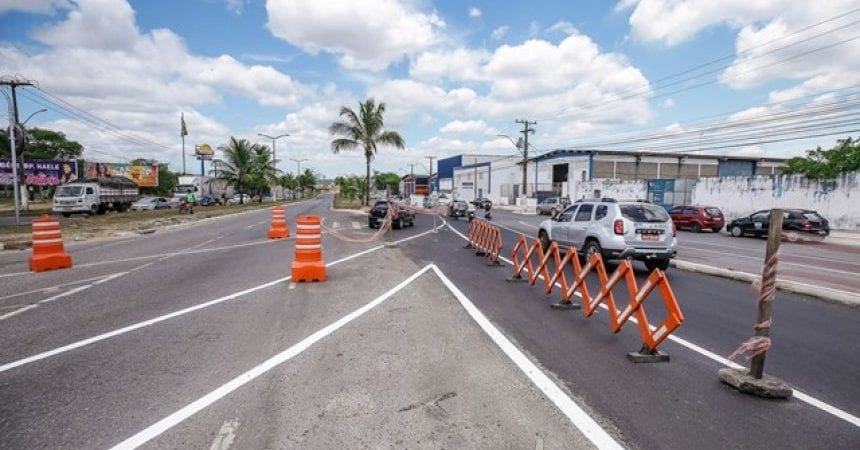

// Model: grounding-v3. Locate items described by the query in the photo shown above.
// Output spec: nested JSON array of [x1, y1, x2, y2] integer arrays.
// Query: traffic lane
[[677, 230, 860, 265], [0, 206, 436, 367], [146, 270, 597, 450], [448, 217, 860, 414], [415, 221, 860, 448], [0, 231, 456, 449]]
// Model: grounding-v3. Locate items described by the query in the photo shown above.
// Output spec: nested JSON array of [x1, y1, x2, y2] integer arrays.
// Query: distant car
[[668, 205, 725, 233], [197, 195, 218, 206], [448, 200, 471, 220], [727, 209, 830, 240], [131, 197, 171, 211], [228, 194, 251, 205], [423, 197, 433, 208], [435, 193, 452, 206], [472, 197, 492, 209], [536, 197, 570, 216]]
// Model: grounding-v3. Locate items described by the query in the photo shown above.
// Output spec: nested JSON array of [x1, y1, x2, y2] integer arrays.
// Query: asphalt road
[[1, 197, 857, 449], [483, 208, 860, 297]]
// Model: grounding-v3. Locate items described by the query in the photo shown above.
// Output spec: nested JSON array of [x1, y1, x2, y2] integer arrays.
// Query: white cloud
[[491, 25, 509, 41], [225, 0, 245, 14], [0, 0, 314, 168], [547, 21, 578, 36], [468, 6, 481, 18], [662, 98, 675, 108], [614, 0, 640, 12], [409, 48, 489, 83], [440, 120, 487, 135], [529, 21, 540, 36], [0, 0, 70, 14], [265, 0, 445, 71]]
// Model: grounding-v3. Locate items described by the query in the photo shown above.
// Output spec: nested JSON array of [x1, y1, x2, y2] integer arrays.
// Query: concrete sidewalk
[[826, 230, 860, 247]]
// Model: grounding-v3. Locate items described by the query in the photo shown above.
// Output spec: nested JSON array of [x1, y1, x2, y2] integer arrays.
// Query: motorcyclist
[[184, 191, 196, 214], [483, 201, 492, 220]]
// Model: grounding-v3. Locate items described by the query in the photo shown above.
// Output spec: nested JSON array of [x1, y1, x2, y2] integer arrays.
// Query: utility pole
[[425, 155, 434, 193], [516, 119, 536, 198], [258, 133, 289, 169], [1, 77, 35, 225], [290, 157, 307, 200], [410, 163, 415, 198]]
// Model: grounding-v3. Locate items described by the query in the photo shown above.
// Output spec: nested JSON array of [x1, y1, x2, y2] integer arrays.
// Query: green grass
[[333, 194, 364, 210]]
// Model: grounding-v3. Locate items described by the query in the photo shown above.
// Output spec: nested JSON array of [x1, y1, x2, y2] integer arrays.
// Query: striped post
[[28, 215, 73, 272], [291, 215, 326, 282]]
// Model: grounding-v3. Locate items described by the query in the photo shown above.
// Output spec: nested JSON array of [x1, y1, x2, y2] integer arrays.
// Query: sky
[[1, 0, 859, 178]]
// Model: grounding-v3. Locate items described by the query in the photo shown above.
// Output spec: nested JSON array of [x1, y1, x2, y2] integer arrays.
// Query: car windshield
[[620, 204, 669, 222], [55, 186, 84, 197], [705, 207, 722, 216], [802, 212, 822, 221]]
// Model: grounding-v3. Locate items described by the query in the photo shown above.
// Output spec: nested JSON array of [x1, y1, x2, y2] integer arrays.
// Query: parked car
[[727, 209, 830, 239], [448, 200, 472, 220], [197, 195, 219, 206], [368, 200, 416, 229], [536, 197, 570, 216], [423, 197, 433, 208], [537, 198, 678, 271], [668, 205, 725, 233], [472, 197, 492, 209], [435, 193, 452, 206], [227, 194, 251, 205], [131, 197, 171, 211]]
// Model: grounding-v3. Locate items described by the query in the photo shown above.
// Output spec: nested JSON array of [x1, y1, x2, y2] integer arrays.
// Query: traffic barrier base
[[291, 215, 326, 282], [267, 206, 290, 239], [28, 215, 73, 273], [627, 345, 670, 363]]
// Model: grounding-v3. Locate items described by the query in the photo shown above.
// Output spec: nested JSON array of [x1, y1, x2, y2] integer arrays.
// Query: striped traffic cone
[[267, 205, 290, 239], [28, 215, 73, 272], [291, 215, 326, 282]]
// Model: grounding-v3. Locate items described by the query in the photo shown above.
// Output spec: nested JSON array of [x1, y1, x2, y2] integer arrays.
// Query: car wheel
[[395, 218, 403, 229], [711, 227, 721, 233], [644, 259, 670, 272], [61, 212, 71, 218], [730, 225, 743, 237], [583, 239, 602, 262], [689, 222, 701, 233], [538, 230, 550, 251]]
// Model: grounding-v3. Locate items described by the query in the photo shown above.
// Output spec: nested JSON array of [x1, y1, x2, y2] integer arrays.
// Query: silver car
[[536, 197, 569, 216], [537, 198, 678, 271]]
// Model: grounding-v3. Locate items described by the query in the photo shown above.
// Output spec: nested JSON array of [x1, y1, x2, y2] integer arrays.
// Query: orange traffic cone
[[267, 205, 289, 239], [291, 215, 326, 282], [28, 215, 73, 272]]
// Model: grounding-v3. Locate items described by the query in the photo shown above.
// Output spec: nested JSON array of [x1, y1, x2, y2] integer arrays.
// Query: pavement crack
[[397, 391, 457, 413]]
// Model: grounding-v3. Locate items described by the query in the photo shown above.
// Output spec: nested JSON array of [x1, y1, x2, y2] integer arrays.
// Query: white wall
[[693, 172, 860, 230], [578, 179, 647, 201]]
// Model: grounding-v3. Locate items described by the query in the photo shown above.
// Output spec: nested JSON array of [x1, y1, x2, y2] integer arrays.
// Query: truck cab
[[53, 177, 139, 216]]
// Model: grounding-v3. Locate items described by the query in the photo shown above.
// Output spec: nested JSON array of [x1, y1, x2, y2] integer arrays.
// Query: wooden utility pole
[[516, 119, 535, 198], [750, 208, 782, 379]]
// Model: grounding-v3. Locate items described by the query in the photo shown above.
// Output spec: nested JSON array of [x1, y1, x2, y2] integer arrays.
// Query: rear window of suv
[[705, 207, 722, 216], [620, 204, 669, 223]]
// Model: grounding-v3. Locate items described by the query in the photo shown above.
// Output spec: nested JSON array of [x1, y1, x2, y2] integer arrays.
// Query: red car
[[668, 205, 725, 233]]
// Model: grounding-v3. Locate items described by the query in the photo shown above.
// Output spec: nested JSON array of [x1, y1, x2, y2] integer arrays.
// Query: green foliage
[[214, 137, 256, 204], [329, 98, 405, 205], [0, 127, 84, 160], [374, 171, 401, 192], [334, 175, 367, 201], [783, 137, 860, 179]]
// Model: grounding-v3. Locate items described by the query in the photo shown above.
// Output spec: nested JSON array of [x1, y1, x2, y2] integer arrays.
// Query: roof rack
[[575, 197, 617, 203]]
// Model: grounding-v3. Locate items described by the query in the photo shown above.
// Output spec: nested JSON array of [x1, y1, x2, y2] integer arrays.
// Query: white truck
[[174, 175, 216, 202], [53, 176, 140, 216]]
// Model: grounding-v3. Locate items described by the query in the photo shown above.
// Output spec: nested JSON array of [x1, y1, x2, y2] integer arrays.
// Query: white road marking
[[448, 223, 860, 428], [0, 274, 118, 302], [682, 246, 858, 277], [245, 224, 255, 229], [351, 221, 361, 229], [0, 271, 128, 321], [518, 221, 539, 229], [0, 225, 444, 374], [332, 221, 339, 229], [209, 418, 239, 450], [431, 265, 622, 450], [109, 265, 435, 450]]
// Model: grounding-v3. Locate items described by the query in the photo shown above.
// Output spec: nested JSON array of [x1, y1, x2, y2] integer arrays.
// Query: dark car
[[472, 197, 492, 209], [197, 195, 219, 206], [727, 209, 830, 240], [368, 201, 416, 229], [447, 200, 470, 220], [668, 205, 725, 233]]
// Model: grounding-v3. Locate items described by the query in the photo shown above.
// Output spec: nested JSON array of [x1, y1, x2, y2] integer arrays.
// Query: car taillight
[[801, 220, 811, 227], [672, 222, 676, 237], [613, 219, 624, 235]]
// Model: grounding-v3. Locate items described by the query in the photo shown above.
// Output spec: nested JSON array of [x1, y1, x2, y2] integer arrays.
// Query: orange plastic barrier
[[464, 219, 502, 266], [509, 234, 684, 362], [291, 215, 326, 282], [28, 215, 73, 272], [267, 205, 290, 239]]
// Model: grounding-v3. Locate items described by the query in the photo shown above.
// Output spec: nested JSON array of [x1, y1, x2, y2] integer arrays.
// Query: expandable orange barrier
[[267, 205, 290, 239], [464, 219, 502, 266], [28, 215, 73, 273], [509, 234, 684, 362], [291, 215, 326, 282]]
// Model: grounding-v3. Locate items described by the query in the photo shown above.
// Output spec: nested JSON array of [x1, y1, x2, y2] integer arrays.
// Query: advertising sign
[[0, 159, 79, 186], [195, 143, 214, 161], [83, 162, 159, 187]]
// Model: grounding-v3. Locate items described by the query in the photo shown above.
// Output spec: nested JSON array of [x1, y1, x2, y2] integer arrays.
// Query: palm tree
[[215, 137, 256, 204], [279, 173, 297, 200], [329, 98, 405, 206], [249, 144, 279, 202]]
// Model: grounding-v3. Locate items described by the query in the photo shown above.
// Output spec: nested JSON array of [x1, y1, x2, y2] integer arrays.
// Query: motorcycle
[[483, 203, 492, 220]]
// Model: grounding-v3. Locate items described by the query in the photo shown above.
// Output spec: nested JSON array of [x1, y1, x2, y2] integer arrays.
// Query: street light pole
[[258, 133, 289, 169], [290, 157, 307, 199]]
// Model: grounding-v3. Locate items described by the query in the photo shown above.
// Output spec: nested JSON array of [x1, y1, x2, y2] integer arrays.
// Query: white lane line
[[0, 304, 38, 320], [244, 224, 255, 229], [109, 265, 434, 450], [0, 284, 94, 321], [518, 221, 539, 229], [683, 246, 858, 277], [0, 274, 121, 302], [0, 224, 444, 374], [351, 221, 361, 229], [681, 241, 860, 267], [448, 223, 860, 428], [431, 264, 622, 450]]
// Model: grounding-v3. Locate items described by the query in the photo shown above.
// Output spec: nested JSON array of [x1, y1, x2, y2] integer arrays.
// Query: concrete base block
[[384, 242, 399, 248], [475, 251, 486, 256], [487, 261, 503, 267], [505, 276, 526, 283], [718, 367, 793, 399], [626, 348, 670, 363], [550, 302, 581, 310]]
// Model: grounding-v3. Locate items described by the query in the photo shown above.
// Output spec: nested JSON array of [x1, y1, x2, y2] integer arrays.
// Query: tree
[[329, 98, 405, 206], [215, 137, 256, 204], [299, 168, 317, 194], [248, 144, 279, 202], [783, 137, 860, 179], [279, 173, 298, 200], [0, 127, 83, 160], [374, 171, 401, 193]]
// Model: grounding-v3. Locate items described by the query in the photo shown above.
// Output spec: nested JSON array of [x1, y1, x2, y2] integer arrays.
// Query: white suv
[[537, 198, 678, 271]]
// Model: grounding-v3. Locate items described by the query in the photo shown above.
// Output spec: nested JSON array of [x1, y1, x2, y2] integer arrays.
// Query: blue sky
[[2, 0, 859, 178]]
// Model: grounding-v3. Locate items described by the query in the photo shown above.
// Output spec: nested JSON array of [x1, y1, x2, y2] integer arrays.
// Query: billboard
[[0, 159, 79, 186], [195, 143, 214, 160], [83, 162, 159, 187]]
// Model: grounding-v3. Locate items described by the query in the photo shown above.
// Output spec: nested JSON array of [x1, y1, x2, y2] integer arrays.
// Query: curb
[[671, 260, 860, 308]]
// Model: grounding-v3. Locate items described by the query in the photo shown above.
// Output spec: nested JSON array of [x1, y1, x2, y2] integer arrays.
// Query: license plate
[[641, 234, 659, 241]]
